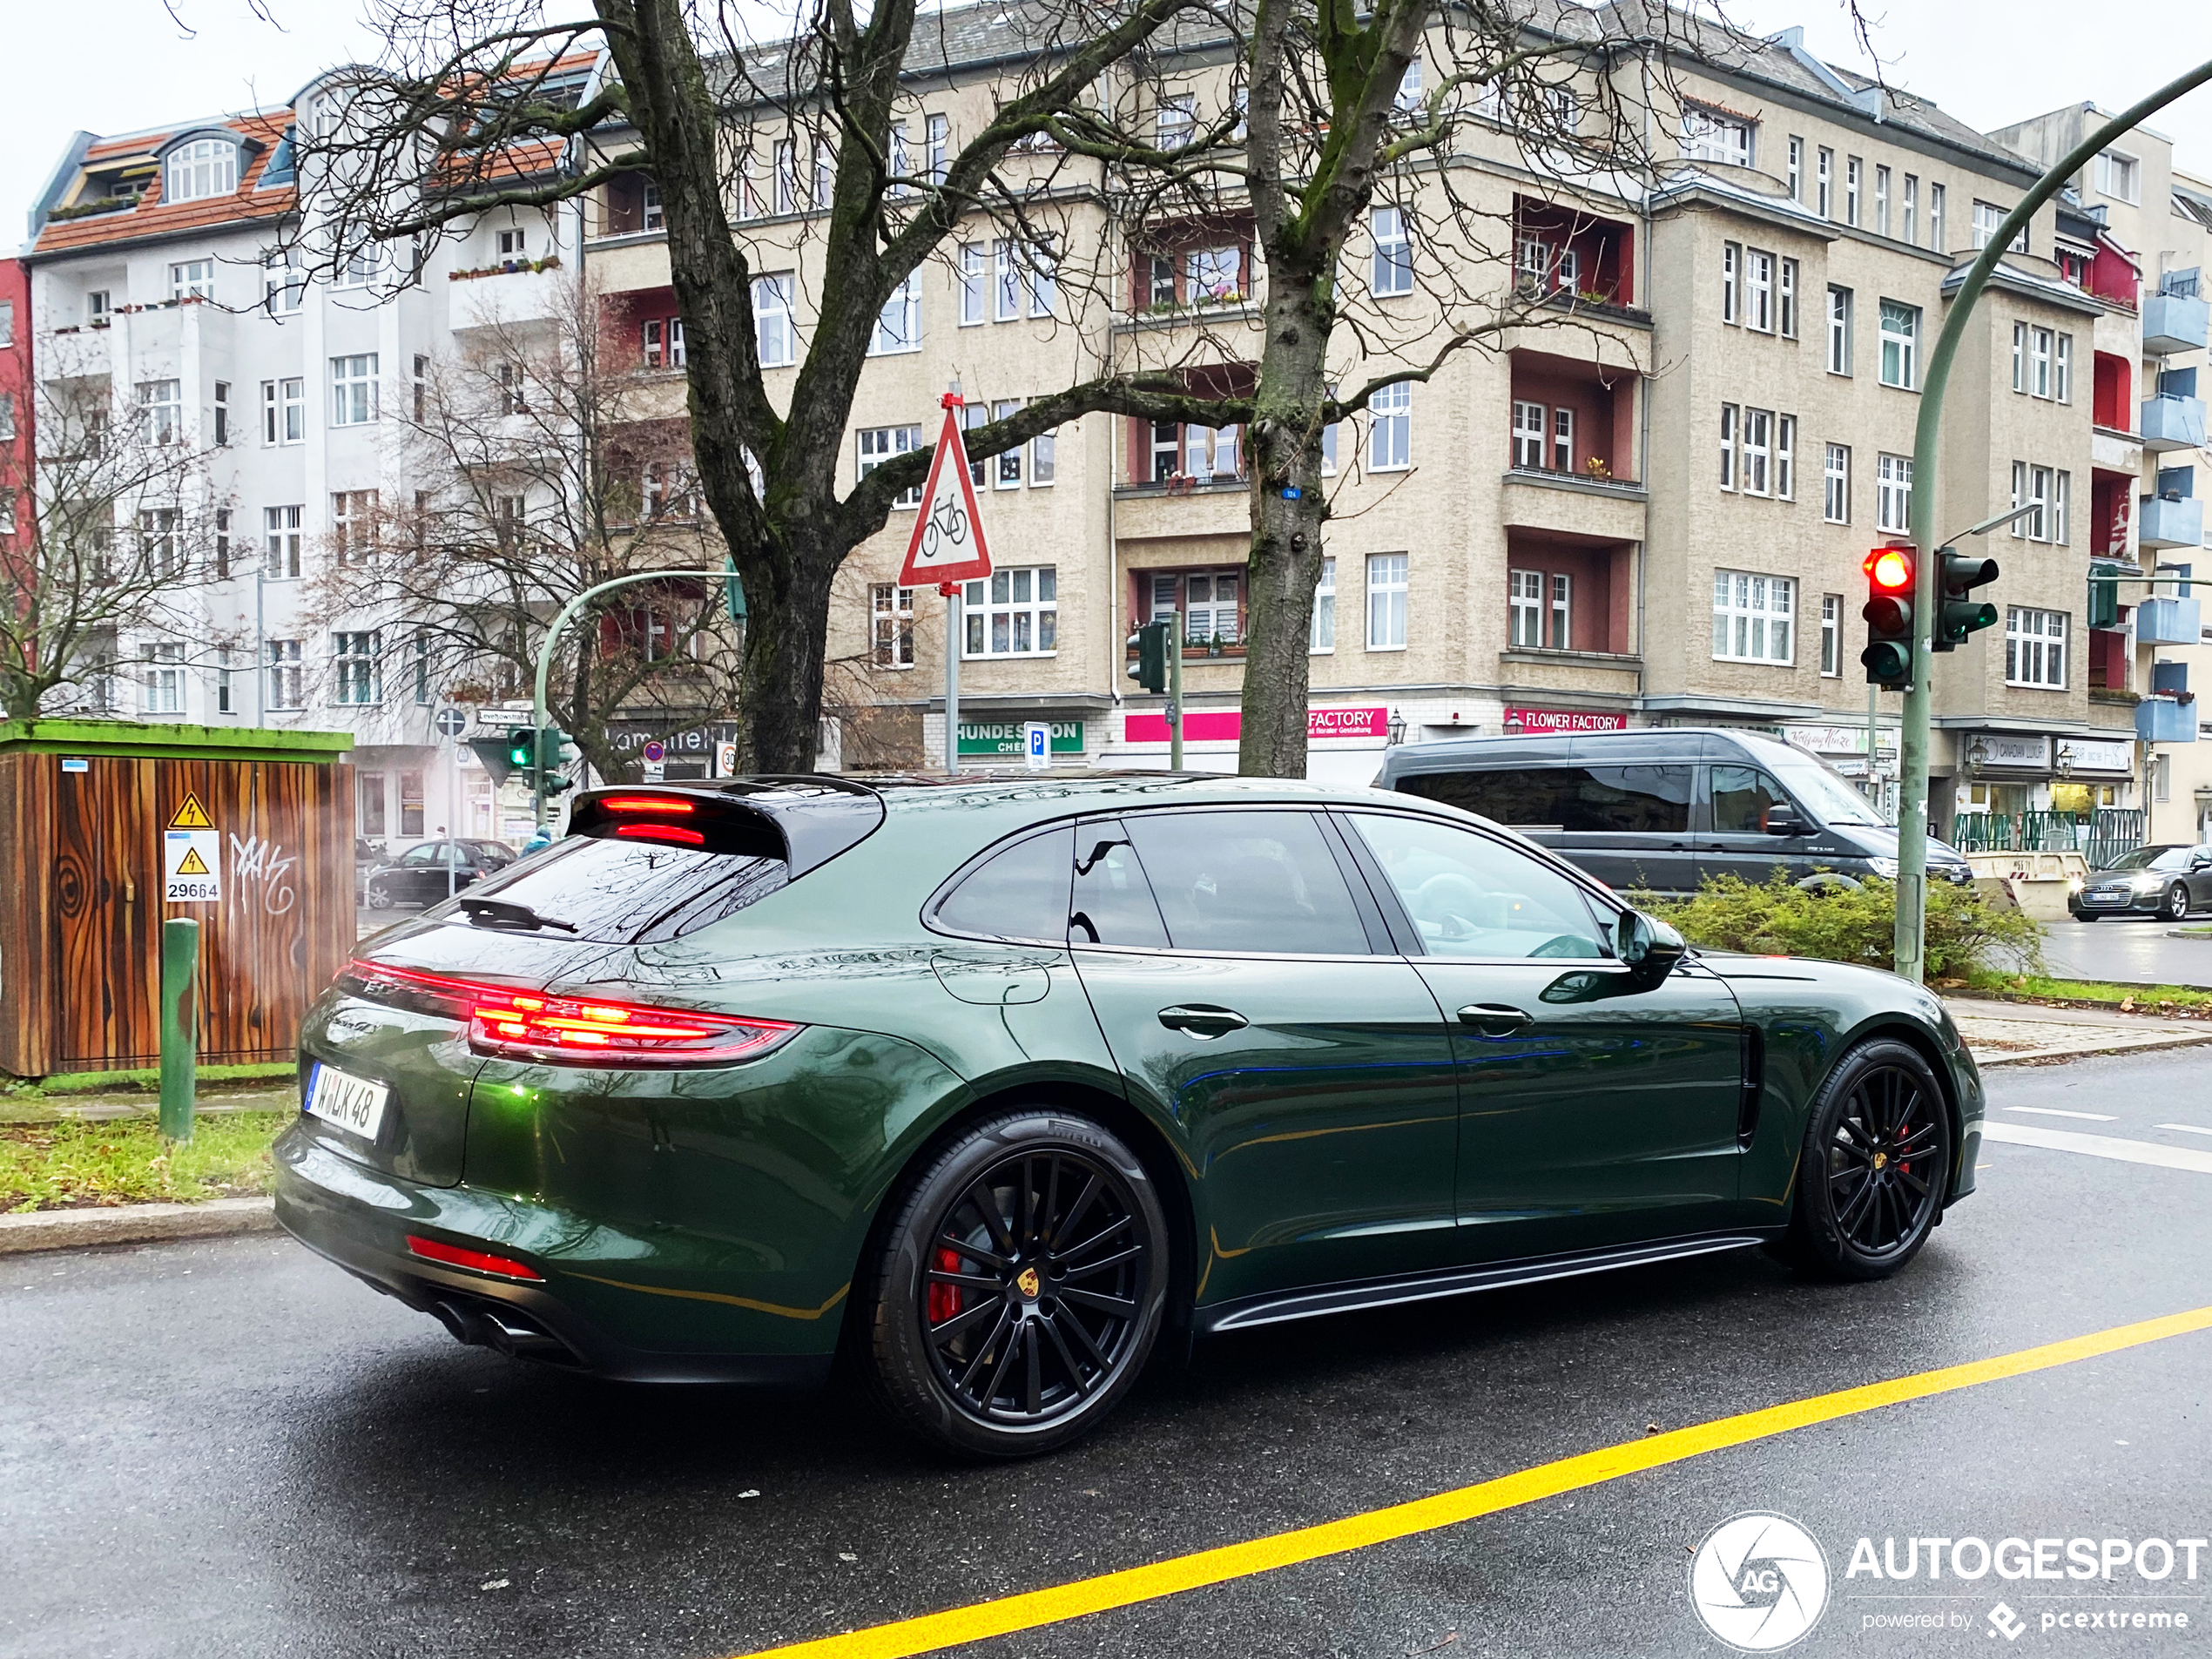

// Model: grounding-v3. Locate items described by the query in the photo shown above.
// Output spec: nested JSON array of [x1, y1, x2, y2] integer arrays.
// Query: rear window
[[462, 836, 788, 944], [1399, 765, 1692, 833]]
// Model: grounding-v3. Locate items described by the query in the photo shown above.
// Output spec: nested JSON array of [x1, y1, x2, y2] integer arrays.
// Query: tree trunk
[[735, 543, 836, 772], [1236, 267, 1334, 779]]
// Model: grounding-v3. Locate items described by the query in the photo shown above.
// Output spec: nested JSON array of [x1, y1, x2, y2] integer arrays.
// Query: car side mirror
[[1764, 805, 1806, 836], [1617, 909, 1688, 986]]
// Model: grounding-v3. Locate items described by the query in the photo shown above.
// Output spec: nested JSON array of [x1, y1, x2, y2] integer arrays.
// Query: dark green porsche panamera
[[275, 773, 1983, 1456]]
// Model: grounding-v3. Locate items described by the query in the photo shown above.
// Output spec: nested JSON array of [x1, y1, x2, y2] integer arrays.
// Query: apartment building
[[19, 72, 582, 847], [570, 7, 2163, 820], [1, 257, 30, 550]]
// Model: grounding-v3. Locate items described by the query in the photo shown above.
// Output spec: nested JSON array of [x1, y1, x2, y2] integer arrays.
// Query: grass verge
[[3, 1062, 295, 1099], [1957, 967, 2212, 1014], [1, 1110, 290, 1213]]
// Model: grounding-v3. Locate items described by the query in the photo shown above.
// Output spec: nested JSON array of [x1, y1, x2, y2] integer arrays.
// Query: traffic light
[[1126, 619, 1170, 693], [1860, 544, 1915, 689], [1931, 548, 2000, 652], [469, 737, 520, 783], [502, 726, 578, 797]]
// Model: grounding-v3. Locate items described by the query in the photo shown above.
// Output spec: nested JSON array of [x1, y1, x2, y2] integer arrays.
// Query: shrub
[[1635, 874, 2044, 980]]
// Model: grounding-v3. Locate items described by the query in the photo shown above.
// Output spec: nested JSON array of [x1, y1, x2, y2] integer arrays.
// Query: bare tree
[[0, 349, 230, 722], [303, 276, 739, 785]]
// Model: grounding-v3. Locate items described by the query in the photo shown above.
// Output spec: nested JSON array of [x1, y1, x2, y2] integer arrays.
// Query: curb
[[1977, 1032, 2212, 1068], [0, 1196, 277, 1255]]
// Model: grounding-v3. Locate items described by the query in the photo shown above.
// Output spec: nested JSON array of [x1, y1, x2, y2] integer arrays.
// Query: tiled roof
[[33, 111, 295, 257]]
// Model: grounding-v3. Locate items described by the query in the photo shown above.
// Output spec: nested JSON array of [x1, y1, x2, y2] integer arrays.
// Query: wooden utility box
[[0, 721, 354, 1076]]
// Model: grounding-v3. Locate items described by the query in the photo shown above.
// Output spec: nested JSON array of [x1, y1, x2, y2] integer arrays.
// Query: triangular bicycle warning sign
[[174, 846, 210, 875], [897, 404, 995, 587], [168, 792, 214, 829]]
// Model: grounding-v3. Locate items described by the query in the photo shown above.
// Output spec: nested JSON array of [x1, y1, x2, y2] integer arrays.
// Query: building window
[[1972, 199, 2002, 250], [1816, 146, 1833, 219], [164, 138, 236, 204], [858, 425, 923, 507], [964, 566, 1056, 656], [1721, 241, 1738, 324], [641, 315, 685, 368], [399, 770, 425, 837], [1787, 136, 1803, 200], [1395, 57, 1423, 115], [772, 140, 796, 214], [332, 245, 376, 289], [1776, 415, 1796, 500], [2030, 327, 2054, 398], [1878, 300, 1919, 388], [212, 381, 231, 447], [359, 770, 387, 836], [137, 380, 182, 445], [870, 273, 921, 354], [262, 377, 304, 444], [213, 509, 232, 579], [1711, 570, 1795, 664], [1366, 553, 1408, 650], [959, 243, 988, 325], [1876, 452, 1912, 533], [1372, 206, 1413, 296], [871, 583, 915, 668], [215, 646, 235, 715], [1874, 165, 1891, 236], [642, 180, 664, 231], [330, 354, 378, 426], [138, 508, 182, 576], [412, 355, 428, 421], [1511, 401, 1545, 470], [264, 251, 303, 314], [1719, 402, 1737, 490], [1681, 106, 1752, 167], [334, 631, 381, 705], [1549, 573, 1573, 650], [1551, 407, 1574, 473], [1509, 568, 1544, 649], [1901, 175, 1919, 245], [1369, 381, 1411, 470], [1150, 569, 1240, 644], [994, 400, 1025, 489], [1779, 258, 1798, 338], [1928, 183, 1946, 251], [266, 639, 305, 710], [1311, 556, 1335, 653], [2154, 752, 2172, 803], [331, 489, 378, 564], [1824, 443, 1851, 523], [927, 114, 949, 183], [1826, 287, 1851, 374], [1741, 408, 1771, 496], [753, 273, 795, 366], [1820, 594, 1842, 678], [2006, 607, 2067, 689], [496, 227, 526, 256], [264, 504, 303, 579], [2054, 469, 2070, 545], [641, 460, 697, 520], [1844, 157, 1862, 226], [2011, 321, 2027, 393], [1745, 251, 1774, 332], [2096, 150, 2141, 205], [1032, 421, 1056, 486], [2054, 334, 2071, 403], [141, 643, 185, 715]]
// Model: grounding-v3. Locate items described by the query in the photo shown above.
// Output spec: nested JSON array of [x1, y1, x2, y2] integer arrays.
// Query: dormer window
[[1680, 105, 1752, 169], [165, 138, 239, 204]]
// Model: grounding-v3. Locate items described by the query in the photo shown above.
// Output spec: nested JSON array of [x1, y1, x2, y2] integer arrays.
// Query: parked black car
[[363, 840, 518, 909], [1374, 728, 1974, 896], [2068, 844, 2212, 921]]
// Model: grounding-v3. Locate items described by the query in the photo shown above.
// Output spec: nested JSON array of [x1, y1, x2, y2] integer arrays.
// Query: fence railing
[[1951, 808, 2147, 867]]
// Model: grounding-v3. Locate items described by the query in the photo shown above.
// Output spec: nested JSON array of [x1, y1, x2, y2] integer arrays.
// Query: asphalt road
[[2041, 918, 2212, 988], [8, 1050, 2212, 1659]]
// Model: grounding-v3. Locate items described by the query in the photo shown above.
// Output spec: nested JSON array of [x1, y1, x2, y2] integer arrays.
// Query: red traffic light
[[1864, 546, 1914, 592]]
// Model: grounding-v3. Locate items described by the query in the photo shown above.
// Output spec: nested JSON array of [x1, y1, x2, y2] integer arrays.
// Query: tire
[[1781, 1037, 1952, 1282], [862, 1109, 1168, 1459], [2165, 884, 2190, 922], [365, 880, 393, 911]]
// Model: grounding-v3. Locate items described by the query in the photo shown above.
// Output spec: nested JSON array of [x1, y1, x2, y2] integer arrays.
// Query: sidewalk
[[1, 1086, 293, 1124], [1943, 996, 2212, 1067]]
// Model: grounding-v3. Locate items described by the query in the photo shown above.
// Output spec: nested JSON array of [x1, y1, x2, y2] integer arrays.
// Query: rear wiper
[[458, 896, 579, 934]]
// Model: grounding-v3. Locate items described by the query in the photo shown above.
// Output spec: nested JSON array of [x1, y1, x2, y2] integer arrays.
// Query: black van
[[1373, 727, 1975, 896]]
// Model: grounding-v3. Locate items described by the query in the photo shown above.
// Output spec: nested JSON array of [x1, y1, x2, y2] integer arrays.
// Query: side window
[[1123, 810, 1372, 954], [934, 826, 1073, 942], [1070, 819, 1168, 948], [1346, 813, 1607, 960], [1396, 765, 1691, 833], [1710, 765, 1791, 834], [400, 844, 443, 867]]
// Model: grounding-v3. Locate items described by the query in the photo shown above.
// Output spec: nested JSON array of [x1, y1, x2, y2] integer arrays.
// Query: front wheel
[[863, 1110, 1168, 1458], [1781, 1038, 1952, 1281], [2165, 884, 2190, 921], [364, 880, 393, 911]]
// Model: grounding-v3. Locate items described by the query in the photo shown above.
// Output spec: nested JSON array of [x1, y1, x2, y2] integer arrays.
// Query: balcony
[[448, 259, 566, 332], [2141, 394, 2207, 452], [2138, 493, 2203, 550], [2135, 696, 2199, 744], [2142, 291, 2209, 355], [2135, 595, 2204, 644]]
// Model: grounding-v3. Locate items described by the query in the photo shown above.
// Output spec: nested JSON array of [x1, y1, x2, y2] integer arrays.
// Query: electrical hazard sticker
[[164, 829, 221, 903]]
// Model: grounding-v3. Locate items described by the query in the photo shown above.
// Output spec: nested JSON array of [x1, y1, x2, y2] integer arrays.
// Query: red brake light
[[341, 963, 799, 1068], [599, 797, 697, 814], [1865, 547, 1913, 592], [406, 1234, 543, 1281], [614, 823, 706, 846]]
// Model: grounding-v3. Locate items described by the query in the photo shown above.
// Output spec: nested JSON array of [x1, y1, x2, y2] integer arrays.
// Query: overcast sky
[[8, 1, 2212, 253]]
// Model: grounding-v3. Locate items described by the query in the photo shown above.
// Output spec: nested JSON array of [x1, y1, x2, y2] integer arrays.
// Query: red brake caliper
[[927, 1246, 962, 1325]]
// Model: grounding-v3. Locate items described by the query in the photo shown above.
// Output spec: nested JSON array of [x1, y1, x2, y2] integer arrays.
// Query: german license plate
[[305, 1063, 389, 1142], [2086, 891, 2123, 905]]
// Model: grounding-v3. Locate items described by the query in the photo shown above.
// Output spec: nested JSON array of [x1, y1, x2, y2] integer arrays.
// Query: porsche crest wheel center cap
[[1015, 1266, 1042, 1298], [1871, 1151, 1888, 1170]]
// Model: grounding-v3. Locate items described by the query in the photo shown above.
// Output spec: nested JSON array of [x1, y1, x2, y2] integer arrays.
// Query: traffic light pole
[[1167, 609, 1184, 772], [1895, 59, 2212, 984], [530, 567, 735, 828]]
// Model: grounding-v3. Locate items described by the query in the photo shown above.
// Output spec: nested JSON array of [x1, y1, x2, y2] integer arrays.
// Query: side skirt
[[1196, 1231, 1780, 1336]]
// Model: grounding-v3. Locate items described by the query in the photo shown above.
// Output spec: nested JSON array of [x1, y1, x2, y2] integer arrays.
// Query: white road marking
[[1983, 1122, 2212, 1176], [2156, 1123, 2212, 1137], [2005, 1106, 2117, 1122]]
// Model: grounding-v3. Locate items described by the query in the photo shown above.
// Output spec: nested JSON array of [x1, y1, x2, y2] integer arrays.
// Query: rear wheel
[[863, 1110, 1168, 1458], [365, 879, 393, 911], [2165, 884, 2190, 921], [1782, 1038, 1952, 1281]]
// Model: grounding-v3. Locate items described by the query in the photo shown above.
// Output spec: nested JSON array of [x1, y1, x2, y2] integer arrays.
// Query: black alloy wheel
[[1783, 1037, 1952, 1281], [365, 879, 393, 911], [864, 1111, 1167, 1458], [2166, 883, 2191, 921]]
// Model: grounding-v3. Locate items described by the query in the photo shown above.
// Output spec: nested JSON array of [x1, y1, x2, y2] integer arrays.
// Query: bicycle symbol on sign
[[919, 493, 969, 561]]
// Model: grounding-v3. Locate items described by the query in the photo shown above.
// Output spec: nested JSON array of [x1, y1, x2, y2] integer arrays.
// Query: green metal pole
[[1168, 608, 1184, 771], [530, 567, 737, 825], [1896, 59, 2212, 984], [158, 918, 199, 1143]]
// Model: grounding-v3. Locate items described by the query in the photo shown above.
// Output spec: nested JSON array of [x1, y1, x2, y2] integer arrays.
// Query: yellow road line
[[733, 1303, 2212, 1659]]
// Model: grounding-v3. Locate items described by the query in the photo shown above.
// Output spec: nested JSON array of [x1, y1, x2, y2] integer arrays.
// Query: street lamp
[[2055, 742, 2076, 779], [1966, 738, 1992, 776], [1386, 709, 1406, 746]]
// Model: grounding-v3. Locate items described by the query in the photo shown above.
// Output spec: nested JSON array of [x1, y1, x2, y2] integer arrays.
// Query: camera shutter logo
[[1688, 1513, 1831, 1651]]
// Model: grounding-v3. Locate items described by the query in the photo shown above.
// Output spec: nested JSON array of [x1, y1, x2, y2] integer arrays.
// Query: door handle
[[1157, 1005, 1249, 1038], [1457, 1003, 1533, 1036]]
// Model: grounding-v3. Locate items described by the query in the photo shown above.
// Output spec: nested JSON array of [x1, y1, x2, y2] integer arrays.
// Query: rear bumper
[[273, 1129, 835, 1386]]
